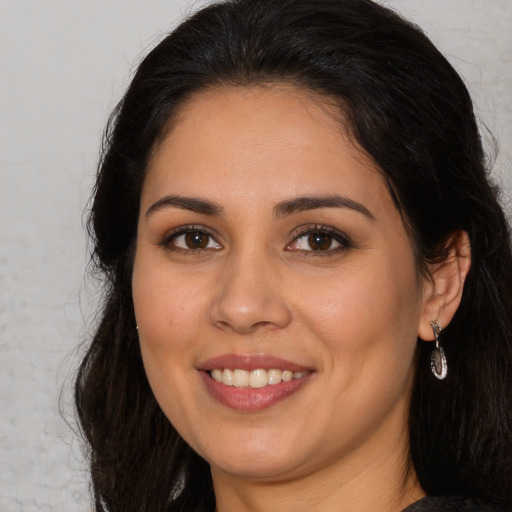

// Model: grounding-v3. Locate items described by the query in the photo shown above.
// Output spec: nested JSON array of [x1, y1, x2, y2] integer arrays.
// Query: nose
[[208, 252, 292, 334]]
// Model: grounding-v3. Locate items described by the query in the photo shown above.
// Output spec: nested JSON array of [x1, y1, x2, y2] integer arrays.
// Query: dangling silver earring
[[136, 325, 139, 330], [430, 321, 447, 380]]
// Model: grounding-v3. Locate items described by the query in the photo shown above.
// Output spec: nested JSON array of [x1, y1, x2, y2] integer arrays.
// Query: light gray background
[[1, 1, 510, 511]]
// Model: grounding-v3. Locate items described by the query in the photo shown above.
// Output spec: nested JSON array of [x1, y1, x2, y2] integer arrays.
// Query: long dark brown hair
[[75, 1, 512, 510]]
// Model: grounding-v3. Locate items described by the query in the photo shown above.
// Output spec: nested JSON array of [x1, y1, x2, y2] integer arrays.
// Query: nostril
[[212, 318, 273, 334], [208, 301, 292, 334]]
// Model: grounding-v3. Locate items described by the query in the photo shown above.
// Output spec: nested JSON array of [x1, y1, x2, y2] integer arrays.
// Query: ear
[[418, 230, 472, 341]]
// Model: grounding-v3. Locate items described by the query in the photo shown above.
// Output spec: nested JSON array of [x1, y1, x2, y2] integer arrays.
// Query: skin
[[132, 85, 468, 512]]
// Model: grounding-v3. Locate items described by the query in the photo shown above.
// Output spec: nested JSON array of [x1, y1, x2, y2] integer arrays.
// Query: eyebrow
[[146, 195, 224, 217], [145, 193, 374, 220], [274, 195, 375, 220]]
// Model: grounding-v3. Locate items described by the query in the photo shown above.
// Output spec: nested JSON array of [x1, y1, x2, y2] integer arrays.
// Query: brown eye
[[185, 231, 210, 249], [287, 226, 351, 254], [307, 232, 334, 251], [169, 229, 222, 251]]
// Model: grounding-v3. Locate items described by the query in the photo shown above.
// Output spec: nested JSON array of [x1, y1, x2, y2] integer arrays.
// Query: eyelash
[[160, 225, 222, 254], [288, 224, 353, 256], [160, 224, 353, 255]]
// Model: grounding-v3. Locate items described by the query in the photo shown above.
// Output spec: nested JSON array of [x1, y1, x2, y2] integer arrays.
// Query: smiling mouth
[[209, 368, 310, 388]]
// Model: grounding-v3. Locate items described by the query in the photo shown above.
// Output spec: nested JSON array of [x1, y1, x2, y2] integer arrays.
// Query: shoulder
[[403, 496, 507, 512]]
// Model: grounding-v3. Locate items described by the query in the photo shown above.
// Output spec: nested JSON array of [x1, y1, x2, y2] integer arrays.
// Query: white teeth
[[222, 369, 234, 386], [233, 369, 249, 387], [210, 368, 309, 388], [249, 369, 268, 388], [267, 368, 282, 385], [282, 370, 293, 382], [212, 369, 223, 383]]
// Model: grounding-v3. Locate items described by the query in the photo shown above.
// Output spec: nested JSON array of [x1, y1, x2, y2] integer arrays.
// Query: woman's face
[[132, 85, 429, 482]]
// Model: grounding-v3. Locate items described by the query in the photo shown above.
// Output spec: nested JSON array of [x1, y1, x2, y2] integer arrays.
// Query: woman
[[75, 0, 512, 511]]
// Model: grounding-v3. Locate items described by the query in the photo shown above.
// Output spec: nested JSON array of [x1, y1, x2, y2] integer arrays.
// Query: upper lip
[[197, 354, 312, 372]]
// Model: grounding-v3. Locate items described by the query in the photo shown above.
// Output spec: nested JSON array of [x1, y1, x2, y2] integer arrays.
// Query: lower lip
[[199, 371, 312, 411]]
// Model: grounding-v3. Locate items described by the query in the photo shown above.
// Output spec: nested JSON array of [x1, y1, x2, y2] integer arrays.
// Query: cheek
[[133, 250, 203, 335], [299, 259, 421, 375], [132, 263, 204, 418], [132, 257, 207, 391]]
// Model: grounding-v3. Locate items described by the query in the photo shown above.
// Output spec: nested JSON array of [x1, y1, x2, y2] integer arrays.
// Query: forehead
[[142, 84, 389, 217], [168, 83, 347, 139]]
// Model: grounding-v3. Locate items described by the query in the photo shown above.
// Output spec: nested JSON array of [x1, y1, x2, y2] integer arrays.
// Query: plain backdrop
[[0, 1, 510, 511]]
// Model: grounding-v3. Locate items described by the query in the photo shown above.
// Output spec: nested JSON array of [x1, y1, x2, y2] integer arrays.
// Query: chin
[[198, 430, 310, 480], [210, 454, 306, 481]]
